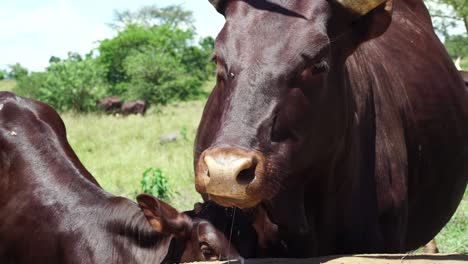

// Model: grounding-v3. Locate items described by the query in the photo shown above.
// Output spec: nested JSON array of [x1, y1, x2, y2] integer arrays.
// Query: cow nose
[[195, 148, 265, 206], [204, 152, 256, 185]]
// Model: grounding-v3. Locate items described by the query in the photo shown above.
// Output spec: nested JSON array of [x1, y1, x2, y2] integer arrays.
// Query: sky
[[0, 0, 225, 72]]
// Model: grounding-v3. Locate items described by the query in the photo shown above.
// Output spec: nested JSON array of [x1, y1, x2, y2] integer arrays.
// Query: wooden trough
[[187, 254, 467, 264]]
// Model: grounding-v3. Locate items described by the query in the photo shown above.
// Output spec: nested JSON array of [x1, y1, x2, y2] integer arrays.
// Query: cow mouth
[[206, 194, 262, 209]]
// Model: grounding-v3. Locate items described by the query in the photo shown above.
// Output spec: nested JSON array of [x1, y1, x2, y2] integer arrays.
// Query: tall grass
[[0, 80, 16, 92], [62, 100, 206, 210], [460, 58, 468, 70]]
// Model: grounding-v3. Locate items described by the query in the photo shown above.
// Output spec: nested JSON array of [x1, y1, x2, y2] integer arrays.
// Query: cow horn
[[209, 0, 227, 14], [336, 0, 388, 16]]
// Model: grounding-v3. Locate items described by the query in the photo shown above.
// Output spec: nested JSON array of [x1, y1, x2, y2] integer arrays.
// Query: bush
[[123, 46, 205, 104], [14, 54, 106, 112], [445, 35, 468, 59], [97, 24, 212, 105], [41, 55, 106, 112], [8, 63, 29, 80], [13, 72, 48, 99], [0, 70, 6, 81], [140, 167, 171, 202]]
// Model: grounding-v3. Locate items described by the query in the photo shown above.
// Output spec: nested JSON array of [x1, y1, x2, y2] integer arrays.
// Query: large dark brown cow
[[0, 92, 256, 263], [121, 99, 148, 115], [97, 96, 123, 113], [194, 0, 468, 257]]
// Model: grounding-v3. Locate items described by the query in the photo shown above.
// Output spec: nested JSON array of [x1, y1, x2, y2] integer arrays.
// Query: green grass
[[435, 189, 467, 253], [62, 100, 206, 211], [460, 58, 468, 70], [0, 80, 16, 91]]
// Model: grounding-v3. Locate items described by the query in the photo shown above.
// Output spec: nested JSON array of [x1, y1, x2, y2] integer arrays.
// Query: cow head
[[195, 0, 393, 209], [137, 194, 243, 262]]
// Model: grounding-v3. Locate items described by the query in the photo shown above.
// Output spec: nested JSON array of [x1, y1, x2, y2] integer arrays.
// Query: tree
[[42, 54, 105, 112], [8, 63, 28, 80], [444, 35, 468, 58], [109, 5, 194, 31], [426, 0, 468, 59], [0, 69, 6, 81], [13, 72, 47, 99], [426, 0, 467, 36]]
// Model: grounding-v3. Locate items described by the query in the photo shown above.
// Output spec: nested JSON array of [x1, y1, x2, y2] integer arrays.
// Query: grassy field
[[62, 101, 206, 210], [460, 58, 468, 70], [0, 80, 16, 91]]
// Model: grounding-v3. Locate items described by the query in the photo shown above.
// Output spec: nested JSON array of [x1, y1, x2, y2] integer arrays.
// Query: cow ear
[[193, 202, 204, 215], [351, 0, 393, 43], [137, 194, 191, 237]]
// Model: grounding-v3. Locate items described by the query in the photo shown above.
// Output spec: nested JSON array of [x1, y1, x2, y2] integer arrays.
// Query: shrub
[[445, 35, 468, 59], [97, 23, 212, 105], [140, 167, 171, 202], [13, 72, 48, 99], [8, 63, 28, 80], [0, 69, 6, 81], [40, 55, 106, 112]]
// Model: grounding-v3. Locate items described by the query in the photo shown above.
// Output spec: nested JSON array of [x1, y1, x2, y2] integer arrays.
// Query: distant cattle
[[121, 99, 148, 115], [0, 92, 257, 263], [195, 0, 468, 257], [97, 96, 122, 113]]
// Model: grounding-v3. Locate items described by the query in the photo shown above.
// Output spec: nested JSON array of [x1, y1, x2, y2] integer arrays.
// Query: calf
[[97, 96, 122, 113], [121, 99, 147, 115], [0, 92, 253, 263]]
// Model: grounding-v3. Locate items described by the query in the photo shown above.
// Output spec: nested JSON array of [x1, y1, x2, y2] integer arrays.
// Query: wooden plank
[[185, 254, 468, 264]]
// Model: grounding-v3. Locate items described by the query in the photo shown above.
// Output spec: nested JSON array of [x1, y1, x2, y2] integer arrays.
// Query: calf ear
[[252, 207, 279, 252], [137, 194, 191, 237], [193, 202, 204, 215]]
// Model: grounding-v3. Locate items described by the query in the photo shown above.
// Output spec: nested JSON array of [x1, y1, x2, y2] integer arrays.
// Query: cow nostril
[[236, 166, 256, 185]]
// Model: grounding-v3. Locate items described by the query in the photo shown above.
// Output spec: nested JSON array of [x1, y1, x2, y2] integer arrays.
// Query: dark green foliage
[[141, 167, 171, 202], [8, 63, 28, 80], [41, 56, 106, 112], [13, 72, 47, 99], [11, 4, 214, 112], [110, 5, 194, 31], [444, 35, 468, 58], [180, 126, 188, 140], [97, 22, 210, 105], [14, 53, 106, 112], [0, 70, 6, 81]]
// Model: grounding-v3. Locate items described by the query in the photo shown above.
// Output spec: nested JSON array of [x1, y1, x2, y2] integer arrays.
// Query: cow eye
[[200, 242, 217, 260], [211, 54, 218, 64], [310, 60, 329, 75]]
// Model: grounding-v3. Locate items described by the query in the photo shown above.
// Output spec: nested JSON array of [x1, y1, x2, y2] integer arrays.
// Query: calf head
[[195, 0, 393, 209], [137, 194, 249, 262]]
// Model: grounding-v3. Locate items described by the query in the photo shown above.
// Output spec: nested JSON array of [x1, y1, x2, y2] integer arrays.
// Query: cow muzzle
[[195, 147, 266, 208]]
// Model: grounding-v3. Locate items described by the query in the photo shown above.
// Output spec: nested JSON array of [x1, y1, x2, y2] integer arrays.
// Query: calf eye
[[310, 60, 329, 75], [200, 243, 217, 260]]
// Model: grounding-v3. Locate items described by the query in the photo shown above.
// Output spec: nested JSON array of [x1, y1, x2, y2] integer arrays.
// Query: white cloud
[[0, 0, 224, 72], [0, 1, 113, 71]]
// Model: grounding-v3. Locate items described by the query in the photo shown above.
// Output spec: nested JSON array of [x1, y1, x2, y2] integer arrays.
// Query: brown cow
[[0, 92, 257, 263], [97, 96, 122, 113], [121, 99, 148, 115], [194, 0, 468, 257]]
